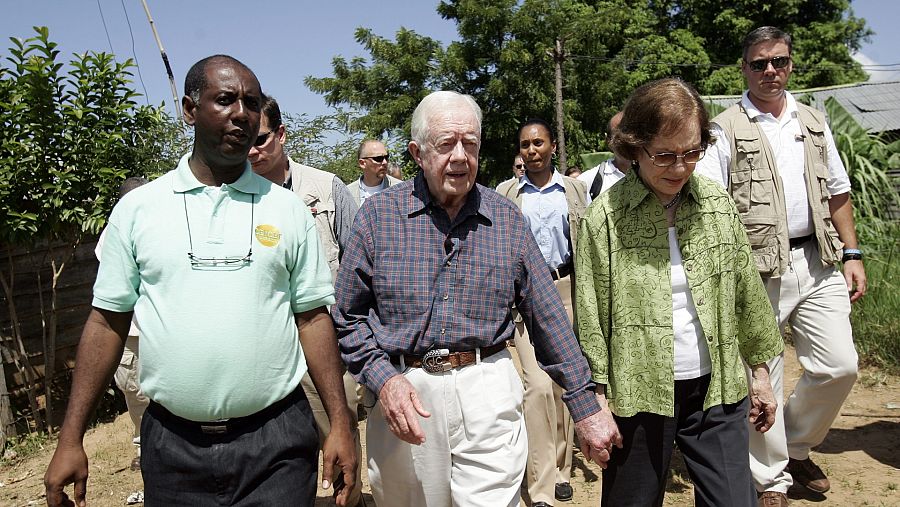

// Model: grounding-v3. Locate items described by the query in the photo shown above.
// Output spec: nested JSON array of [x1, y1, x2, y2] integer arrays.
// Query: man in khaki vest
[[697, 26, 866, 507], [249, 95, 365, 507]]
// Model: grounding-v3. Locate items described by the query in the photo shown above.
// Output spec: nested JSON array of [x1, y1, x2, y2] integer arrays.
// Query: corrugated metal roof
[[702, 81, 900, 133]]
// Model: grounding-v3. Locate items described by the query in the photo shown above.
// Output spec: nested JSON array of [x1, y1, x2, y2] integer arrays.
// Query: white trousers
[[367, 349, 526, 507], [113, 335, 148, 457], [751, 244, 858, 493]]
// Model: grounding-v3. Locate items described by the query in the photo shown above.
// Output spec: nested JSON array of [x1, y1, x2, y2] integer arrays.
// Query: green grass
[[850, 220, 900, 373], [1, 431, 51, 466]]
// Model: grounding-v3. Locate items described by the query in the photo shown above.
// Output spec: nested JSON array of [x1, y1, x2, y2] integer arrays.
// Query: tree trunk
[[553, 38, 567, 173]]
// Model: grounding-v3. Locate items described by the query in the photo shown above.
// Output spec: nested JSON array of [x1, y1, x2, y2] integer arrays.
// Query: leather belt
[[147, 385, 304, 435], [392, 342, 508, 373], [789, 234, 814, 249], [550, 262, 573, 281]]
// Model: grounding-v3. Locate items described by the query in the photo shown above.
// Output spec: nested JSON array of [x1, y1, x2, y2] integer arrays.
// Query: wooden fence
[[0, 237, 99, 438]]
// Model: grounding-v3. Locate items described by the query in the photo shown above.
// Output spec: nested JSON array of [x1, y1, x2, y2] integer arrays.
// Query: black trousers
[[601, 375, 756, 507], [140, 387, 319, 506]]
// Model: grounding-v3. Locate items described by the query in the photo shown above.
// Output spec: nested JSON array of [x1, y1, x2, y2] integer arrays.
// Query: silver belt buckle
[[422, 348, 451, 373]]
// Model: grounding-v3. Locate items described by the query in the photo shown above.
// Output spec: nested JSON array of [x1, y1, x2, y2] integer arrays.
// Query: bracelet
[[843, 248, 862, 255], [842, 252, 863, 262]]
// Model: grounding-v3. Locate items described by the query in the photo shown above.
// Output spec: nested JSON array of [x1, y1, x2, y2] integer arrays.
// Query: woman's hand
[[748, 363, 777, 433]]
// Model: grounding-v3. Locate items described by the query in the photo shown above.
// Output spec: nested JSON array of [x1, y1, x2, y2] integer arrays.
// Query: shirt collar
[[403, 172, 494, 224], [519, 168, 564, 191], [172, 152, 260, 194], [740, 90, 798, 121]]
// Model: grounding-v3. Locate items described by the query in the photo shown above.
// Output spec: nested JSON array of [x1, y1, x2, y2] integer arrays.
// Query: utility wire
[[566, 53, 900, 72], [96, 0, 115, 56], [120, 0, 150, 104]]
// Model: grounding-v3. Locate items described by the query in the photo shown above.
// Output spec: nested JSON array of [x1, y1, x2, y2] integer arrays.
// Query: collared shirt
[[332, 173, 600, 421], [519, 170, 571, 269], [575, 171, 783, 417], [93, 153, 335, 421], [577, 160, 627, 204], [697, 91, 850, 237]]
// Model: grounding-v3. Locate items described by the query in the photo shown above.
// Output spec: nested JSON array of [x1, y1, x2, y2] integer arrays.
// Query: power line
[[566, 53, 900, 72], [119, 0, 150, 105], [96, 0, 115, 56]]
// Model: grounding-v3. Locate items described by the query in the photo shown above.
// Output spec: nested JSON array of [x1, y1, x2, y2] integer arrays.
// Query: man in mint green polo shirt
[[44, 55, 357, 507]]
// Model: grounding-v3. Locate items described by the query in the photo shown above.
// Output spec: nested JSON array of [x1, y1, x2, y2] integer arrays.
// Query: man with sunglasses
[[697, 27, 865, 507], [347, 140, 402, 206], [249, 94, 365, 506], [45, 55, 357, 507]]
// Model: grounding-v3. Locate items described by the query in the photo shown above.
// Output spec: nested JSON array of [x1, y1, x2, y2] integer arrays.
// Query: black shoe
[[555, 482, 574, 501]]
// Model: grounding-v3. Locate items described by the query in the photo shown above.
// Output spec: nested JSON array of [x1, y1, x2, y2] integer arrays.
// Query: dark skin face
[[182, 60, 263, 185]]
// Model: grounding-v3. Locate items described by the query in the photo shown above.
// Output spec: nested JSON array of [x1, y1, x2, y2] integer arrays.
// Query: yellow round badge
[[254, 224, 282, 247]]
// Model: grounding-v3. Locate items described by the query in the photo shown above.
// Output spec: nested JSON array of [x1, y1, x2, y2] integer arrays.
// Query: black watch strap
[[842, 252, 863, 262]]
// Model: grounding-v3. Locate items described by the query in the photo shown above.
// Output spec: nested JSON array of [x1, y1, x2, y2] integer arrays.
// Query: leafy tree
[[307, 0, 871, 185], [0, 27, 172, 432]]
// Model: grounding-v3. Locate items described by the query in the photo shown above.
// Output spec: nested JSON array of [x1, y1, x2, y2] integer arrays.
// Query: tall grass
[[851, 219, 900, 372]]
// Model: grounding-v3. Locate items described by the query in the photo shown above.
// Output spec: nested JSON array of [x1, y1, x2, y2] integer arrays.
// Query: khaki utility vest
[[288, 158, 341, 279], [713, 102, 843, 277], [495, 174, 587, 260]]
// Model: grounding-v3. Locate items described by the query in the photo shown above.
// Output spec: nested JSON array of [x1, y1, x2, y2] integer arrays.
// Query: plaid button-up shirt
[[332, 173, 600, 421]]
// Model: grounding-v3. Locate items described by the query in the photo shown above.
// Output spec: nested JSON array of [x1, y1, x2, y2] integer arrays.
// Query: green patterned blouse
[[575, 171, 783, 417]]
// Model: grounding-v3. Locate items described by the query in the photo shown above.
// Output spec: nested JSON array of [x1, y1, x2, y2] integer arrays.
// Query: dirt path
[[2, 345, 898, 506]]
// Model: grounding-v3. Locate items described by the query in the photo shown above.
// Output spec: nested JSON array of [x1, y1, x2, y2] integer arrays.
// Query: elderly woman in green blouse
[[575, 78, 783, 507]]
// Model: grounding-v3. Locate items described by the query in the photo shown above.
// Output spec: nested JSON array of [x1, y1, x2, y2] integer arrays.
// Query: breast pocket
[[461, 260, 515, 321], [374, 251, 429, 317]]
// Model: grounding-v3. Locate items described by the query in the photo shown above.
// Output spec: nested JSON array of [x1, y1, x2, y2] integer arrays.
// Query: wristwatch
[[841, 248, 863, 263]]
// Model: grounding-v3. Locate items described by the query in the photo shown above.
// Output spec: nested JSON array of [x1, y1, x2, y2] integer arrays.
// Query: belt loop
[[475, 347, 482, 364]]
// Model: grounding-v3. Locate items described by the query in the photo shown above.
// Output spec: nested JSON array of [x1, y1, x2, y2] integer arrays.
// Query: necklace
[[663, 190, 681, 209]]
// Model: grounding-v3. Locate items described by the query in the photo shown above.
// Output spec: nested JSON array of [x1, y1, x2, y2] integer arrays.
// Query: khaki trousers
[[113, 335, 148, 458], [751, 243, 858, 493], [301, 370, 363, 506], [510, 274, 575, 505]]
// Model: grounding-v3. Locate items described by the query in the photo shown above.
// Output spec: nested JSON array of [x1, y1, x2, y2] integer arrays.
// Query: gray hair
[[410, 91, 482, 147]]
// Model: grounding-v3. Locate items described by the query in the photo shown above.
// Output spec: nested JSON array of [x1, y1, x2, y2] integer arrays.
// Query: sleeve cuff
[[565, 386, 602, 422], [292, 294, 336, 314], [364, 357, 402, 395]]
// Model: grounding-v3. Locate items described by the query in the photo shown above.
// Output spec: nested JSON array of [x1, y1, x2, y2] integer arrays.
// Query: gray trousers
[[601, 375, 756, 507]]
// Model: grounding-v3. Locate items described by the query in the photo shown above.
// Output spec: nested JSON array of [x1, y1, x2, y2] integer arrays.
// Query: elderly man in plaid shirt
[[332, 90, 618, 507]]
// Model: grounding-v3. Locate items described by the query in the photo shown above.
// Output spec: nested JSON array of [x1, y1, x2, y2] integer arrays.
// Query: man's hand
[[843, 260, 867, 303], [749, 363, 777, 433], [44, 440, 88, 507], [573, 392, 622, 469], [320, 420, 358, 507], [378, 375, 431, 445]]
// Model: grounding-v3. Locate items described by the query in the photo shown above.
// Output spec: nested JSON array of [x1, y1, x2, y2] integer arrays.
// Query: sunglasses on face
[[363, 155, 389, 163], [642, 147, 706, 167], [745, 56, 791, 73], [515, 164, 525, 170], [254, 129, 275, 147]]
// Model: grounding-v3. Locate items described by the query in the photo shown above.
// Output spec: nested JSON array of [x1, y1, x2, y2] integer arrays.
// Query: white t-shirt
[[359, 178, 387, 205], [577, 160, 626, 204], [669, 227, 712, 380]]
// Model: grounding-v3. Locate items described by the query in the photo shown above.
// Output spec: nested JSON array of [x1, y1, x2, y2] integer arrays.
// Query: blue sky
[[1, 0, 896, 120]]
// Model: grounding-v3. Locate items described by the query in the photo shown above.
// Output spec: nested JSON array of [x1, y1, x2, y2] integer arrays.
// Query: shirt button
[[446, 261, 452, 266], [443, 294, 449, 300], [685, 262, 692, 271], [697, 298, 704, 306], [441, 328, 446, 335]]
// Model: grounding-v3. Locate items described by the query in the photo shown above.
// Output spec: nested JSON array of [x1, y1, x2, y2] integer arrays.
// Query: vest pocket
[[739, 215, 778, 276]]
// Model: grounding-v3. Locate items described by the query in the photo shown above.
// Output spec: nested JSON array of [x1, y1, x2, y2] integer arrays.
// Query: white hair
[[410, 91, 482, 147]]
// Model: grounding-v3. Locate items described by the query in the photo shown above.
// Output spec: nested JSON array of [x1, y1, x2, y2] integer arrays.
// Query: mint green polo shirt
[[93, 154, 335, 421]]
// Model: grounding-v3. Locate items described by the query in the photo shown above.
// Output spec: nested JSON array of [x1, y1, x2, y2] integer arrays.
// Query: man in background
[[347, 139, 402, 206], [577, 112, 628, 202], [249, 94, 365, 506], [94, 176, 150, 473]]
